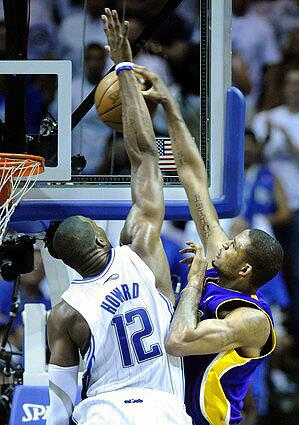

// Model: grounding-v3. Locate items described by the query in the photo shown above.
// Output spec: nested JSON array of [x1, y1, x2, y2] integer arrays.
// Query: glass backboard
[[6, 0, 245, 223]]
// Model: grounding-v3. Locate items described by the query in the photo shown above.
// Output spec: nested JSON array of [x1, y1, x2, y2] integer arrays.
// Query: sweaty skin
[[132, 65, 271, 358], [165, 244, 270, 358], [47, 9, 175, 419]]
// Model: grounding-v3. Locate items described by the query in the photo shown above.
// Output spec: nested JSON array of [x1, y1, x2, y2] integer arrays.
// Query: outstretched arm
[[134, 65, 228, 262], [102, 10, 174, 303], [165, 244, 270, 356]]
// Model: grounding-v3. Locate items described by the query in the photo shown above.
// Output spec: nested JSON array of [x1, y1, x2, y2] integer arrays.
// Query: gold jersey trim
[[199, 294, 276, 424], [200, 351, 251, 424], [215, 298, 276, 359]]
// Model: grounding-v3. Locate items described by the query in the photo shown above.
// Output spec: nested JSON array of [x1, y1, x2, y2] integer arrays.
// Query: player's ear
[[96, 236, 106, 248], [239, 263, 252, 278]]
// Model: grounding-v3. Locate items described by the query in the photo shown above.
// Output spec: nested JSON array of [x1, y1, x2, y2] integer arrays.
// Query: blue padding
[[9, 385, 81, 424], [9, 220, 50, 234], [218, 86, 245, 218], [11, 87, 245, 222]]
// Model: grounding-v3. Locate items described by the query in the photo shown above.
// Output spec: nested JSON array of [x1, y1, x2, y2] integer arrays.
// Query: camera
[[0, 235, 35, 281]]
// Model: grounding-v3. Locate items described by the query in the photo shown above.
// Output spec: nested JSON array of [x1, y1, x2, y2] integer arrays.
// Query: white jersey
[[61, 245, 184, 402]]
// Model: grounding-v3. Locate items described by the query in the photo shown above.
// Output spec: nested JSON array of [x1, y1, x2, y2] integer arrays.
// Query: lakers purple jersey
[[184, 268, 276, 425]]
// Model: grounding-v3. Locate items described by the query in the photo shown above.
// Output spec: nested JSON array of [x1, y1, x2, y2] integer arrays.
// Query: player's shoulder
[[48, 300, 81, 333], [115, 244, 136, 260], [227, 306, 271, 347], [247, 10, 275, 32]]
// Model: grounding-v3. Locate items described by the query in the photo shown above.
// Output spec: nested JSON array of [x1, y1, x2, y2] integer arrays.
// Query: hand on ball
[[133, 65, 171, 106]]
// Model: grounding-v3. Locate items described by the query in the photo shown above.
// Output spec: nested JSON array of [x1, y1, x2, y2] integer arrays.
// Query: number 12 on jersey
[[111, 307, 163, 368]]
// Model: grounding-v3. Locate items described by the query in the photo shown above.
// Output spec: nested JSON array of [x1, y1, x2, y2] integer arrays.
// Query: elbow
[[165, 330, 193, 357], [165, 334, 184, 357]]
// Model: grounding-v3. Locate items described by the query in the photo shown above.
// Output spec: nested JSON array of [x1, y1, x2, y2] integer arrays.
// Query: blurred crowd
[[0, 0, 299, 424]]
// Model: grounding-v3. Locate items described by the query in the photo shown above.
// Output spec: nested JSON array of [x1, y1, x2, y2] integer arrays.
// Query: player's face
[[284, 70, 299, 107], [244, 135, 259, 169], [212, 230, 250, 278], [85, 47, 106, 83]]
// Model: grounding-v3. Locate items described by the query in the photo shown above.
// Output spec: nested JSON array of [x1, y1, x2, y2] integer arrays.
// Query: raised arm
[[165, 244, 270, 356], [134, 65, 228, 262], [102, 10, 173, 303]]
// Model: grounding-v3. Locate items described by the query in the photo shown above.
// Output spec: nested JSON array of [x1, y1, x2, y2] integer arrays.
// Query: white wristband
[[115, 61, 134, 75]]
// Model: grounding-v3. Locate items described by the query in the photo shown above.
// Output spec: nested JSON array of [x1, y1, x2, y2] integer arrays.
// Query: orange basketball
[[94, 70, 157, 132]]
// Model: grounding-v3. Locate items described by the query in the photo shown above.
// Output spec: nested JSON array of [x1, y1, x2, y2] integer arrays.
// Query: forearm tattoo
[[171, 137, 185, 167], [170, 286, 204, 336], [193, 193, 211, 238]]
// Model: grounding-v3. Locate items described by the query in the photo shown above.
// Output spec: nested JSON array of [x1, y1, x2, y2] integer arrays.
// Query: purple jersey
[[184, 268, 276, 425]]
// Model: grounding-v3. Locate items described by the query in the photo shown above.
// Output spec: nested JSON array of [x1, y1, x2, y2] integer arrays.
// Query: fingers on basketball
[[94, 71, 157, 132], [134, 65, 154, 80]]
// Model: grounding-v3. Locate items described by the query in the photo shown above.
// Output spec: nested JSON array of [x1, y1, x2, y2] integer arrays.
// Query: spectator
[[0, 250, 51, 350], [261, 28, 299, 109], [98, 134, 130, 175], [281, 27, 299, 75], [231, 129, 291, 236], [127, 17, 174, 87], [72, 43, 112, 174], [27, 0, 57, 59], [116, 0, 193, 47], [122, 15, 176, 136], [269, 0, 299, 49], [0, 73, 57, 134], [232, 0, 281, 115], [252, 68, 299, 354], [27, 74, 57, 133], [53, 0, 84, 24], [0, 0, 56, 59], [176, 0, 198, 31], [57, 0, 110, 76], [253, 69, 299, 212], [232, 51, 252, 96], [281, 28, 299, 71], [0, 21, 5, 59], [159, 43, 200, 141]]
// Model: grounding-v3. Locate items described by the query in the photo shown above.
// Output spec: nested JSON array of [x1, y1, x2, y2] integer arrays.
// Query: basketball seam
[[98, 103, 122, 119], [103, 120, 122, 124], [99, 97, 155, 119], [95, 78, 119, 111]]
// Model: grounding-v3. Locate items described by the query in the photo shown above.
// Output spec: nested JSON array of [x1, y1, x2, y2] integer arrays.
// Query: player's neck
[[218, 276, 250, 294], [80, 248, 112, 278]]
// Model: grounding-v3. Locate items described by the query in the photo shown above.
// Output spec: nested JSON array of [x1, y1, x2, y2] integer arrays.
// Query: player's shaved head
[[53, 216, 111, 274], [245, 229, 283, 288]]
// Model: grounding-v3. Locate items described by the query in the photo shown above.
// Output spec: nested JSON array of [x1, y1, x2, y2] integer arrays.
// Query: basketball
[[94, 70, 157, 132]]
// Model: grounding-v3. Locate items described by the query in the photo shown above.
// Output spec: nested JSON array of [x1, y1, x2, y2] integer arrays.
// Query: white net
[[0, 157, 42, 245]]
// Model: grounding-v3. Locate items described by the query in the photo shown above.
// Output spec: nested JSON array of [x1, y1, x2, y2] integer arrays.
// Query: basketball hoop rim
[[0, 153, 45, 176]]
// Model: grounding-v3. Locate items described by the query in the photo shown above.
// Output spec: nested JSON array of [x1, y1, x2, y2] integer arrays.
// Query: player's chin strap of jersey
[[47, 364, 79, 425]]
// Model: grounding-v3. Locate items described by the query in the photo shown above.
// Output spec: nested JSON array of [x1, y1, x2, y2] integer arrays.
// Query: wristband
[[115, 61, 134, 75]]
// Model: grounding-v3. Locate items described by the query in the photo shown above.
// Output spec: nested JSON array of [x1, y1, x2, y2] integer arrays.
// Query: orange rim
[[0, 153, 45, 177], [0, 181, 12, 206]]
